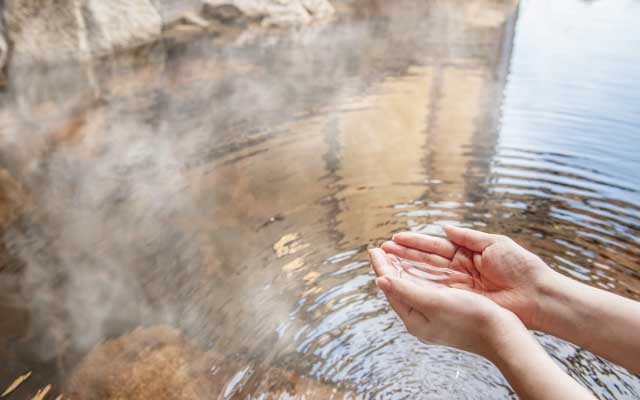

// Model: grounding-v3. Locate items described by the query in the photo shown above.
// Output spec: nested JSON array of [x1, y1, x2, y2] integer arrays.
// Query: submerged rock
[[0, 169, 29, 232], [65, 326, 216, 400], [65, 325, 352, 399]]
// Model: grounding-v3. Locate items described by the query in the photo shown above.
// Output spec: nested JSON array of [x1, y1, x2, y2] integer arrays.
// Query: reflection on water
[[0, 0, 639, 398]]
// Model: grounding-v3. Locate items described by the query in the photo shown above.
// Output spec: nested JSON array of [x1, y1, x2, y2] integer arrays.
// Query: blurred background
[[0, 0, 639, 398]]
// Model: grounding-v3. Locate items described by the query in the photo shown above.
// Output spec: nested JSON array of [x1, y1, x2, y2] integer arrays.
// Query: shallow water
[[0, 0, 639, 398]]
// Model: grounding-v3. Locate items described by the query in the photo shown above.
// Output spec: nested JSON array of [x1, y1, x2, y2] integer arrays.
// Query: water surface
[[0, 0, 639, 398]]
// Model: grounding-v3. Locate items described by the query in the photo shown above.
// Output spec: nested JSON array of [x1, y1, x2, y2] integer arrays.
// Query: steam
[[5, 111, 195, 357], [0, 0, 509, 376]]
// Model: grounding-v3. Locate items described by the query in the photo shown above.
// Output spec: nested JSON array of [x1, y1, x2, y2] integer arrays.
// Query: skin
[[369, 225, 640, 399]]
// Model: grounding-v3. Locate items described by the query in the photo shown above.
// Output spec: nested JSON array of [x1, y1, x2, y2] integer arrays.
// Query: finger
[[399, 260, 475, 288], [472, 253, 483, 281], [444, 225, 495, 253], [392, 232, 457, 259], [384, 253, 404, 278], [449, 246, 476, 277], [380, 275, 447, 314], [378, 277, 430, 331], [381, 241, 451, 268], [369, 248, 396, 277], [396, 250, 469, 275], [384, 253, 474, 289], [378, 282, 411, 318]]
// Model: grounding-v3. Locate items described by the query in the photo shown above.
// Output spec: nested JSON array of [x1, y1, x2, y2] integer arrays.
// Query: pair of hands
[[369, 226, 553, 359]]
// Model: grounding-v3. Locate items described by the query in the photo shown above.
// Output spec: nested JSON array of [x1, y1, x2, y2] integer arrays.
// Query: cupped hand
[[380, 226, 554, 329], [369, 248, 525, 358]]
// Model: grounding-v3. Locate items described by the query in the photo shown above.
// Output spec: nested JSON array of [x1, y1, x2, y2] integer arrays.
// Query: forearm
[[490, 325, 594, 400], [535, 271, 640, 373]]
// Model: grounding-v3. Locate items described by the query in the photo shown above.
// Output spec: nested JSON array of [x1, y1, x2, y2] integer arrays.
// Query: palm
[[447, 246, 509, 292]]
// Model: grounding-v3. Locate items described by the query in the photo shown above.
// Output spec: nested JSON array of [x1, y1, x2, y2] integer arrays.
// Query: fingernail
[[392, 232, 408, 241], [375, 276, 392, 293]]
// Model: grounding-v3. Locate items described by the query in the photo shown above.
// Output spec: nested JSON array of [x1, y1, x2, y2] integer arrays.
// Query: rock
[[201, 3, 246, 24], [81, 1, 163, 54], [0, 2, 7, 82], [202, 0, 335, 27], [170, 12, 212, 29], [0, 169, 29, 232], [245, 368, 351, 399], [65, 325, 353, 399], [65, 326, 218, 400], [4, 0, 162, 64], [3, 0, 336, 66], [149, 0, 202, 26], [301, 0, 336, 18]]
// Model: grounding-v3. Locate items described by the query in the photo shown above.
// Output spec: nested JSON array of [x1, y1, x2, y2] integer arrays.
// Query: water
[[0, 0, 639, 398]]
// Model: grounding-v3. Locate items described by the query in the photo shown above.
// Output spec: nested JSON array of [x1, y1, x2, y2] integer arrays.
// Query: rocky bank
[[0, 0, 336, 76]]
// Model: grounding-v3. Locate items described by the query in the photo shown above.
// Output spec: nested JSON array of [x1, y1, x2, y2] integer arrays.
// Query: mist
[[0, 0, 520, 397]]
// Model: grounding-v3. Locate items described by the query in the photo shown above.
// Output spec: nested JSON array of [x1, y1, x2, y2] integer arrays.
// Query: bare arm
[[535, 271, 640, 374], [488, 321, 593, 400]]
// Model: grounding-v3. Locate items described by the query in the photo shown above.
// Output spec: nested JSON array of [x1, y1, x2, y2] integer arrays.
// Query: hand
[[381, 226, 554, 329], [369, 248, 526, 359]]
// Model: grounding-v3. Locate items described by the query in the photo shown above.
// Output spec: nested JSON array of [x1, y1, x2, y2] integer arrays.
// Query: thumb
[[444, 225, 495, 253]]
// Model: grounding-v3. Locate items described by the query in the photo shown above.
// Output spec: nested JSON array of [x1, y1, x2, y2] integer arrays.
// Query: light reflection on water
[[0, 0, 639, 398], [266, 0, 640, 398]]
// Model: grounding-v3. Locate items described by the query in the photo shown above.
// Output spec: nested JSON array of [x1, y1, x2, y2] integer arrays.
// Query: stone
[[246, 368, 352, 399], [3, 0, 336, 67], [201, 3, 246, 24], [202, 0, 335, 27], [65, 326, 217, 400], [0, 169, 29, 232], [150, 0, 203, 26], [170, 12, 212, 29], [0, 2, 7, 81], [4, 0, 162, 64], [81, 1, 163, 54], [64, 325, 353, 399], [301, 0, 336, 18]]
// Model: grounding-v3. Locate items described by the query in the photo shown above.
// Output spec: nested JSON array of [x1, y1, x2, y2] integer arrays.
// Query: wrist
[[526, 260, 564, 331], [486, 314, 596, 400], [530, 268, 574, 333], [481, 310, 530, 362], [487, 314, 539, 366]]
